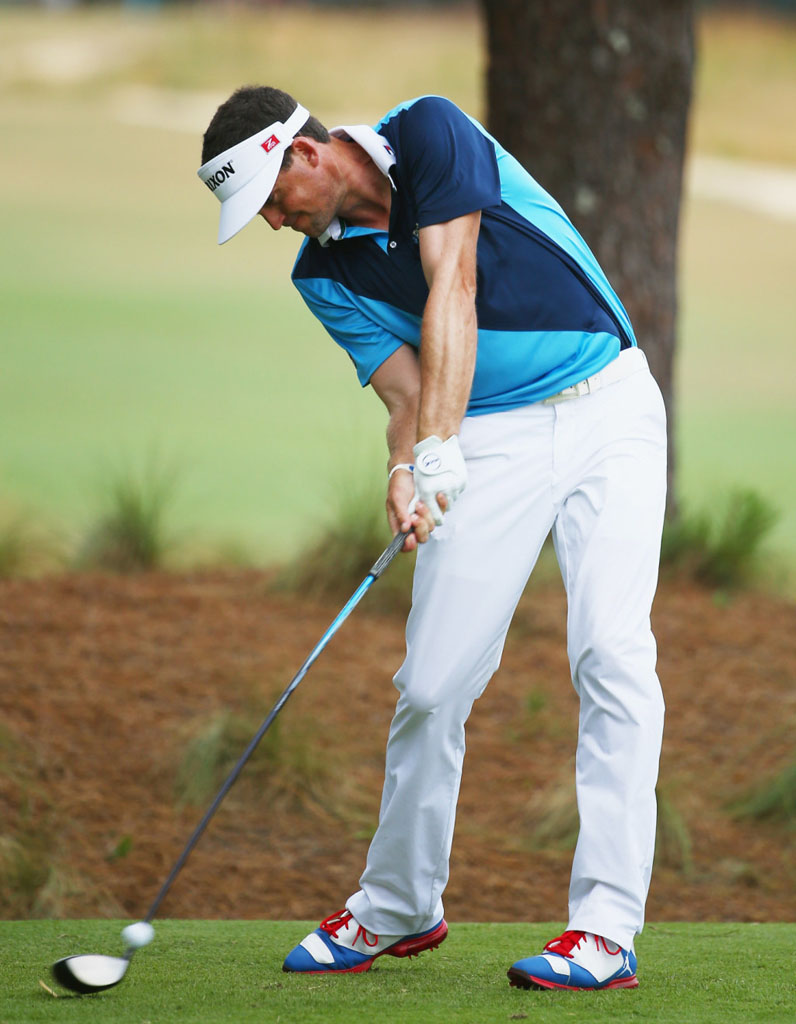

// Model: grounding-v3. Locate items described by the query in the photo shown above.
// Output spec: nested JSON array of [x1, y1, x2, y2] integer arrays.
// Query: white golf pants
[[347, 349, 667, 952]]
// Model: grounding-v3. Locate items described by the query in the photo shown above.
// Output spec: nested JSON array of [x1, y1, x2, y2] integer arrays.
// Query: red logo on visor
[[261, 135, 280, 153]]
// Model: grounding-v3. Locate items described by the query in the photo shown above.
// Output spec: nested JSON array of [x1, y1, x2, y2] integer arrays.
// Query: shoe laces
[[319, 909, 379, 948], [544, 930, 587, 959], [544, 930, 622, 958]]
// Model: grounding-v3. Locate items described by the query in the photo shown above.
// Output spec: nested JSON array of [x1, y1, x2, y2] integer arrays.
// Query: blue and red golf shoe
[[507, 930, 638, 990], [283, 909, 448, 974]]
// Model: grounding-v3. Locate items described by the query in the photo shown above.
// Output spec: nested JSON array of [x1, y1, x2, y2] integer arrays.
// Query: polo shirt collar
[[318, 124, 396, 246]]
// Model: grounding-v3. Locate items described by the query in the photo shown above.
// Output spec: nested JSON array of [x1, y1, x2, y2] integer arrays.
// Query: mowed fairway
[[1, 7, 795, 574], [3, 920, 794, 1024]]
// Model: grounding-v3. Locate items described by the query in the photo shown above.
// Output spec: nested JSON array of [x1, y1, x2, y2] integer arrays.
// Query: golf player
[[198, 87, 667, 992]]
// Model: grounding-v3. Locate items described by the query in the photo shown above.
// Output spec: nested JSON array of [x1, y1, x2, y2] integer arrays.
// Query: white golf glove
[[412, 434, 467, 526]]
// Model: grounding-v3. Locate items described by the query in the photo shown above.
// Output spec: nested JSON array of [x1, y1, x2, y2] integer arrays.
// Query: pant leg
[[550, 366, 667, 951], [348, 405, 558, 935]]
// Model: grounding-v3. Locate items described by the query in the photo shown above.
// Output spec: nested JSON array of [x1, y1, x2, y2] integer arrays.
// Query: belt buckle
[[542, 376, 591, 405], [560, 379, 590, 400]]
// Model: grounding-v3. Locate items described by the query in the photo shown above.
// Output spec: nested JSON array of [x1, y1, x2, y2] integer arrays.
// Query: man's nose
[[260, 207, 284, 231]]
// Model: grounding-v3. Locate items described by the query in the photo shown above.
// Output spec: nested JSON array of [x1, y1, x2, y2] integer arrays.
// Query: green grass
[[1, 7, 795, 578], [675, 195, 796, 587], [1, 921, 794, 1024], [0, 80, 388, 565], [0, 510, 41, 578]]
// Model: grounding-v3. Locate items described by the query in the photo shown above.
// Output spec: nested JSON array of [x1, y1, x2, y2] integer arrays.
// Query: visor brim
[[216, 158, 282, 244]]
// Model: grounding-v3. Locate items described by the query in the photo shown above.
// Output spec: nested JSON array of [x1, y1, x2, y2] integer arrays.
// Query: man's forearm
[[386, 395, 420, 472], [418, 280, 477, 441], [416, 212, 480, 442]]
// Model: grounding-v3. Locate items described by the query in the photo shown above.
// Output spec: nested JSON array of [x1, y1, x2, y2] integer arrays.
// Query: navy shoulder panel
[[293, 234, 428, 319]]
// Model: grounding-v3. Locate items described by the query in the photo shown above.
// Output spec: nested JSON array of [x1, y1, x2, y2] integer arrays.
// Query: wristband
[[388, 463, 414, 479]]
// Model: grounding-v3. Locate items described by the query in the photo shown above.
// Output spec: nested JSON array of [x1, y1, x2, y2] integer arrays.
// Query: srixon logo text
[[205, 162, 235, 191]]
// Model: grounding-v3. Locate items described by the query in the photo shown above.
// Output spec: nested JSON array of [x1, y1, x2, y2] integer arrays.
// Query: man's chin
[[294, 220, 329, 238]]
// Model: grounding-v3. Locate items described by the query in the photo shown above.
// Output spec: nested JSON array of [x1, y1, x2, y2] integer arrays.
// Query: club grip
[[369, 529, 410, 579]]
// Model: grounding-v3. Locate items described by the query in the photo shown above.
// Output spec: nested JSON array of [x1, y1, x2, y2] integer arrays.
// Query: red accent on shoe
[[543, 930, 587, 959], [507, 968, 639, 991], [385, 919, 448, 958], [319, 910, 380, 948], [316, 911, 447, 967], [595, 935, 623, 956], [543, 930, 624, 959]]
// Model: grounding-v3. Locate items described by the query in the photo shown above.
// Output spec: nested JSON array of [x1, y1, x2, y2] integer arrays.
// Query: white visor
[[198, 103, 310, 244]]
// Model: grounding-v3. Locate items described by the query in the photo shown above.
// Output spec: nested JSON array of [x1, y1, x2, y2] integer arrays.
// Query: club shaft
[[143, 529, 407, 922]]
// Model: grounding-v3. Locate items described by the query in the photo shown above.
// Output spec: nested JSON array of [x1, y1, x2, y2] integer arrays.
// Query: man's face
[[258, 142, 341, 238]]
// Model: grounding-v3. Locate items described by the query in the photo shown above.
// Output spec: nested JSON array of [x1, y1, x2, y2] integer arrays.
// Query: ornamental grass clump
[[661, 487, 779, 588], [274, 471, 415, 614], [76, 459, 180, 572]]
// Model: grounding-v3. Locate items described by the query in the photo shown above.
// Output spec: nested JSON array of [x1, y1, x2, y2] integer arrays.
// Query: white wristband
[[388, 462, 414, 479]]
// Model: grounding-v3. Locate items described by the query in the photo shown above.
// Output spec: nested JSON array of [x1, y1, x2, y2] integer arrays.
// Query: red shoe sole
[[386, 920, 449, 959], [507, 967, 638, 991], [289, 921, 448, 975]]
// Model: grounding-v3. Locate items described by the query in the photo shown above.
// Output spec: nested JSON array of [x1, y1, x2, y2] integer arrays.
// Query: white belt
[[541, 347, 648, 404]]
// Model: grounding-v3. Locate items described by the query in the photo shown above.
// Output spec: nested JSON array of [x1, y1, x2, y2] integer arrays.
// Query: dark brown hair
[[201, 85, 329, 168]]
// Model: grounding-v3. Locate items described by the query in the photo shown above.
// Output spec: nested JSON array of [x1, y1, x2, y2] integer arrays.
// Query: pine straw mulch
[[1, 568, 794, 924]]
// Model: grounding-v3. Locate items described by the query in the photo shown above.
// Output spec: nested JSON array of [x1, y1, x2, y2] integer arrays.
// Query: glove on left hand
[[412, 434, 467, 526]]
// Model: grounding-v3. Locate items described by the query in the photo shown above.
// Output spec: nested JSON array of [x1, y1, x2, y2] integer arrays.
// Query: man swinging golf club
[[198, 87, 667, 991]]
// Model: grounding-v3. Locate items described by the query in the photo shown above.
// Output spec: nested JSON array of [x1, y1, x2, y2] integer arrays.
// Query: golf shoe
[[283, 909, 447, 974], [507, 930, 638, 990]]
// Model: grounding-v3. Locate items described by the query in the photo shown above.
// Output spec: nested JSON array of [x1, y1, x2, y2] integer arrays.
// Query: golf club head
[[51, 954, 130, 994]]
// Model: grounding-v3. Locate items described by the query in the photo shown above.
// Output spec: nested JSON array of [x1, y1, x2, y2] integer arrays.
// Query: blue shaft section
[[300, 575, 374, 675]]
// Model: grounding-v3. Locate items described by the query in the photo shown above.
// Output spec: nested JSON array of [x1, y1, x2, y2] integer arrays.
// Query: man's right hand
[[386, 465, 446, 551]]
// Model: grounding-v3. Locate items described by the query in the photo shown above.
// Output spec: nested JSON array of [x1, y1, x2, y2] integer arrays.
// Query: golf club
[[51, 528, 409, 994]]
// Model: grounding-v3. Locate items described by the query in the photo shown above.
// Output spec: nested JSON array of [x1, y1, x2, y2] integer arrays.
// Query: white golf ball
[[121, 921, 155, 949]]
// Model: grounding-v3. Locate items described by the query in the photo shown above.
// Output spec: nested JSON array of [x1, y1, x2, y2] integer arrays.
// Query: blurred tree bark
[[482, 0, 695, 509]]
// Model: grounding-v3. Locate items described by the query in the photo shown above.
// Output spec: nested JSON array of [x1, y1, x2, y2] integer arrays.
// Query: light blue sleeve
[[293, 275, 412, 386]]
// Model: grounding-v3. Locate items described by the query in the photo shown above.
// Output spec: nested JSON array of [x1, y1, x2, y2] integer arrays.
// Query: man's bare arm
[[369, 212, 480, 543], [417, 211, 480, 440], [370, 345, 437, 550]]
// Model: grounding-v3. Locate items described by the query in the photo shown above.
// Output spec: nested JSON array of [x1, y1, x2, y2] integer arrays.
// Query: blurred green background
[[1, 3, 795, 579]]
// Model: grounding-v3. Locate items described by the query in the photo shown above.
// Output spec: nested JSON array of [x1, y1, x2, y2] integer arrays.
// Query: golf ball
[[121, 921, 155, 949]]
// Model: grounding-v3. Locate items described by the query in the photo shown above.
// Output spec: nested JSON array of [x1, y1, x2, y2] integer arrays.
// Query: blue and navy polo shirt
[[291, 95, 636, 413]]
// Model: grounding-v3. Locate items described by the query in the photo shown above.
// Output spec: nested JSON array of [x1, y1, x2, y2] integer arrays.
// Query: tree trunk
[[482, 0, 695, 509]]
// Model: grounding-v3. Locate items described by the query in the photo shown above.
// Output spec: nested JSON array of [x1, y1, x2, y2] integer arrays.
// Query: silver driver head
[[51, 954, 130, 994]]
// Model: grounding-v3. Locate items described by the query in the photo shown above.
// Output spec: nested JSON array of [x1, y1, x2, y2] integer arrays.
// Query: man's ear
[[291, 137, 319, 166]]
